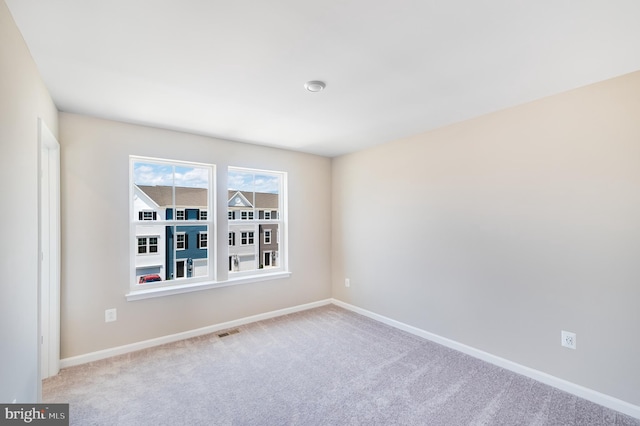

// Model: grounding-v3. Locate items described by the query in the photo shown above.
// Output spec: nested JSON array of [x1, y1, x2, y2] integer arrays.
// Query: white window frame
[[128, 156, 216, 300], [141, 210, 155, 221], [264, 230, 271, 245], [199, 210, 208, 221], [241, 231, 254, 245], [176, 209, 185, 221], [227, 166, 288, 280], [198, 232, 208, 249], [127, 159, 291, 301], [137, 236, 159, 255], [176, 232, 186, 250], [137, 237, 148, 254]]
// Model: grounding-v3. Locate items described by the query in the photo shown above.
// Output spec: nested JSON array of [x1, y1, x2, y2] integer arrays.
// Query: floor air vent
[[218, 329, 240, 338]]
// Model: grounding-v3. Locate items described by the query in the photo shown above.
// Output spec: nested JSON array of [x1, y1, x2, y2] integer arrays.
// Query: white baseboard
[[331, 298, 640, 420], [59, 299, 332, 369], [58, 297, 639, 419]]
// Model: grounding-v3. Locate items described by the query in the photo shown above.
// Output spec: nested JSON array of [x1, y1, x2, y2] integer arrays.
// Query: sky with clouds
[[134, 162, 209, 188], [134, 161, 280, 194]]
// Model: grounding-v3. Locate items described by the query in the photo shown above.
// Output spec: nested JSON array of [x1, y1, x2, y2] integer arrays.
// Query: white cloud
[[228, 170, 279, 193], [134, 162, 209, 188]]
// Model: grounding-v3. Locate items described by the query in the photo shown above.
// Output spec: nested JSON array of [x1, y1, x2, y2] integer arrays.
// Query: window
[[137, 237, 147, 254], [131, 156, 214, 290], [198, 232, 208, 248], [129, 158, 289, 299], [176, 233, 186, 250], [137, 237, 159, 254], [139, 211, 156, 221], [241, 231, 254, 245], [228, 167, 286, 276]]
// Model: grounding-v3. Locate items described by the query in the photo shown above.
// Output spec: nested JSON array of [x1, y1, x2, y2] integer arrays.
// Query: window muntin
[[228, 167, 285, 276], [137, 237, 148, 254], [131, 157, 214, 288], [129, 158, 289, 297], [241, 231, 254, 245], [198, 232, 208, 248], [176, 232, 186, 250], [139, 210, 156, 221]]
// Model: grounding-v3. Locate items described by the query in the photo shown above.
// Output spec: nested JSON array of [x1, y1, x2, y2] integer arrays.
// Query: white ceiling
[[6, 1, 640, 157]]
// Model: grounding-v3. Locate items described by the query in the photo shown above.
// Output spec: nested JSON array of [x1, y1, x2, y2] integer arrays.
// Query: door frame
[[38, 118, 60, 384]]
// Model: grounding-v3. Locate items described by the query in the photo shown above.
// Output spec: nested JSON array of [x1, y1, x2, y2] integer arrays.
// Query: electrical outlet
[[561, 330, 576, 349], [105, 308, 117, 323], [345, 278, 350, 288]]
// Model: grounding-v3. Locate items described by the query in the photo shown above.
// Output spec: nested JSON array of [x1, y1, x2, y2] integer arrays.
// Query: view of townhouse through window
[[131, 157, 213, 286], [228, 167, 284, 275], [130, 158, 285, 291]]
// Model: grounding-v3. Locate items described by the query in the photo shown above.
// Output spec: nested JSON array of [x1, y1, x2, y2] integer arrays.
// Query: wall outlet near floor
[[561, 330, 576, 349], [105, 308, 117, 323], [345, 278, 350, 288]]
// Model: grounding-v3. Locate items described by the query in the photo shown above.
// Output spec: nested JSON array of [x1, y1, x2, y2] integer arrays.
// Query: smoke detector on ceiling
[[304, 81, 326, 92]]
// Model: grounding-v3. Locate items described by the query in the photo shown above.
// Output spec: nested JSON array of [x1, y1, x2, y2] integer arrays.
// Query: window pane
[[132, 157, 213, 287], [228, 168, 282, 275]]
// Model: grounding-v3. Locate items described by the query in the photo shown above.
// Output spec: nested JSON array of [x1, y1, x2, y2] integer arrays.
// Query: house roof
[[228, 191, 279, 209], [136, 185, 278, 209], [137, 185, 207, 207]]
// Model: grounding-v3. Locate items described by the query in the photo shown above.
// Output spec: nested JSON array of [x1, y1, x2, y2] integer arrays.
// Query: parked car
[[139, 274, 162, 284]]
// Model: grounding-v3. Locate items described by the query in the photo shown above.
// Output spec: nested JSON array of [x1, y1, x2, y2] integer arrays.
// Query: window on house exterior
[[131, 156, 214, 289], [229, 232, 235, 246], [241, 231, 254, 245], [198, 232, 208, 249], [176, 232, 186, 250], [139, 211, 156, 221], [228, 167, 286, 276], [137, 237, 148, 254]]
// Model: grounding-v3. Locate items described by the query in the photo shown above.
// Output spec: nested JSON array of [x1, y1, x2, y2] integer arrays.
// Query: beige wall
[[58, 113, 331, 358], [0, 0, 59, 402], [332, 71, 640, 406]]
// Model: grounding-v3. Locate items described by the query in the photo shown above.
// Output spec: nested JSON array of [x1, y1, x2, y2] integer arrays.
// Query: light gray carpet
[[44, 305, 639, 425]]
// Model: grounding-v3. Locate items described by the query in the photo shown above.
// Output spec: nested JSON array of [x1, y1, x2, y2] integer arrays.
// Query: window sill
[[125, 271, 292, 301]]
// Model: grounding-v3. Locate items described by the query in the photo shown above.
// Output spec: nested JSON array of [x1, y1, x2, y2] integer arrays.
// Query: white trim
[[38, 119, 61, 384], [175, 232, 186, 250], [60, 298, 330, 368], [331, 299, 640, 420], [126, 271, 292, 301]]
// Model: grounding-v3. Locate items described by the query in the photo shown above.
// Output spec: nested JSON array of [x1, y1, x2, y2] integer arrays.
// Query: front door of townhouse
[[176, 260, 185, 278]]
